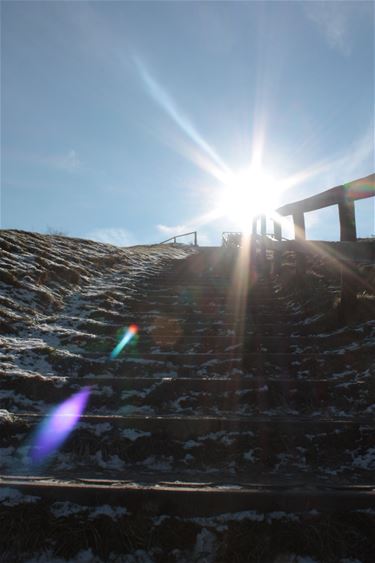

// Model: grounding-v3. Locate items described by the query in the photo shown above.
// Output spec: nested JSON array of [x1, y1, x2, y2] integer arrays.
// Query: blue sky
[[1, 0, 374, 246]]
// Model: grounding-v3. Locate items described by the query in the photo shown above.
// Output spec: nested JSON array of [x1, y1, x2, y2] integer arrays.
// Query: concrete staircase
[[1, 247, 374, 562]]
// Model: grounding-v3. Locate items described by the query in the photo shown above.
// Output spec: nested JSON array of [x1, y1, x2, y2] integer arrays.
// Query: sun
[[218, 166, 281, 230]]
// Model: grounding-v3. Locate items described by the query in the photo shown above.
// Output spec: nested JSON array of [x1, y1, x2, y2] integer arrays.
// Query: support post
[[260, 214, 268, 275], [338, 199, 357, 242], [260, 215, 267, 236], [250, 216, 258, 280], [338, 195, 357, 321], [194, 231, 197, 246], [293, 210, 306, 276], [273, 219, 282, 275]]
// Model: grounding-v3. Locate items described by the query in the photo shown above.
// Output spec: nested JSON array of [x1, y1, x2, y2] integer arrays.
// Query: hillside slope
[[0, 230, 195, 393]]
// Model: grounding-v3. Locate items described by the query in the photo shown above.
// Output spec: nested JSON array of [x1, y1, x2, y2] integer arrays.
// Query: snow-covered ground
[[0, 229, 195, 405], [1, 230, 374, 562]]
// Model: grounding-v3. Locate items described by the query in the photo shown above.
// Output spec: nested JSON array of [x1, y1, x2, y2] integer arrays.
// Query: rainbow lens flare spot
[[110, 324, 138, 359], [30, 387, 90, 464]]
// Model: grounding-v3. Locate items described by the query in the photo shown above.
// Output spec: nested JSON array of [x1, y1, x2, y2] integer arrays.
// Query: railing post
[[338, 198, 357, 242], [260, 214, 268, 275], [273, 219, 282, 275], [293, 210, 306, 276], [250, 216, 258, 280], [338, 193, 357, 320], [260, 215, 267, 236]]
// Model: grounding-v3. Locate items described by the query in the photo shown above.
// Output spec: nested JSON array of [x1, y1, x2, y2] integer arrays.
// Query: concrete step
[[2, 374, 373, 417], [5, 374, 371, 398], [103, 334, 370, 355], [121, 307, 327, 325], [2, 414, 374, 484], [134, 292, 289, 303], [38, 346, 373, 378], [73, 318, 291, 336], [1, 476, 374, 516], [111, 349, 372, 368], [1, 477, 373, 563]]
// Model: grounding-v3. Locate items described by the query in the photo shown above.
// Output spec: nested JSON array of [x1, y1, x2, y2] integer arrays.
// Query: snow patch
[[0, 487, 40, 506], [351, 447, 375, 470], [89, 504, 127, 520], [51, 501, 86, 518], [122, 428, 152, 441], [24, 548, 109, 563], [94, 451, 125, 470], [193, 528, 217, 562], [243, 450, 256, 462]]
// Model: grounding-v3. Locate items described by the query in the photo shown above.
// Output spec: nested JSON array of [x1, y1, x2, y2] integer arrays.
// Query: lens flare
[[30, 387, 90, 464], [344, 177, 375, 198], [110, 324, 138, 359]]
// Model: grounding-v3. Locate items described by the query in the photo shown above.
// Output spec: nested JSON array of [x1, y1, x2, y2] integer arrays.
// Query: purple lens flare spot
[[30, 387, 90, 463]]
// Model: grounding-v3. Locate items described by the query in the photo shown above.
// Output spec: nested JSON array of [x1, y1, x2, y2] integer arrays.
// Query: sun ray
[[133, 56, 231, 177], [132, 57, 361, 243]]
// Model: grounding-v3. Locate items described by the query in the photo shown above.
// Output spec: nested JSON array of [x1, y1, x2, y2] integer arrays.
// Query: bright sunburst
[[218, 165, 281, 229]]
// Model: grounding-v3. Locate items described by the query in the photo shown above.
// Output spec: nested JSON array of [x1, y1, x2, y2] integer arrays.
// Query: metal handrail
[[222, 231, 242, 247], [160, 231, 198, 246], [222, 231, 290, 245]]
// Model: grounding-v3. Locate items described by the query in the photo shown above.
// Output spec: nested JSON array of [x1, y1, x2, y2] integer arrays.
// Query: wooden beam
[[278, 186, 342, 217], [277, 173, 374, 217]]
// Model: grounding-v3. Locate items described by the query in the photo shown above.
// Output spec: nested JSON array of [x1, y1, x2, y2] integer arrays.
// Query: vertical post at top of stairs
[[338, 191, 358, 321], [250, 216, 258, 280], [273, 220, 282, 275], [260, 214, 268, 275], [293, 210, 306, 277], [252, 216, 258, 238]]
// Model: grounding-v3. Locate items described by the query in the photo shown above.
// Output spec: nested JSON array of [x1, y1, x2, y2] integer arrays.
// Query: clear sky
[[1, 0, 374, 246]]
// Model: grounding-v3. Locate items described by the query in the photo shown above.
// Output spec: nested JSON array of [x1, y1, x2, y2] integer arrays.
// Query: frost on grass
[[0, 230, 195, 382], [79, 421, 113, 436], [0, 487, 40, 506], [189, 509, 300, 529], [122, 428, 152, 441], [23, 548, 125, 563], [50, 501, 86, 518], [23, 551, 71, 563], [50, 501, 127, 521], [0, 409, 14, 423], [89, 504, 128, 520], [351, 447, 375, 470]]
